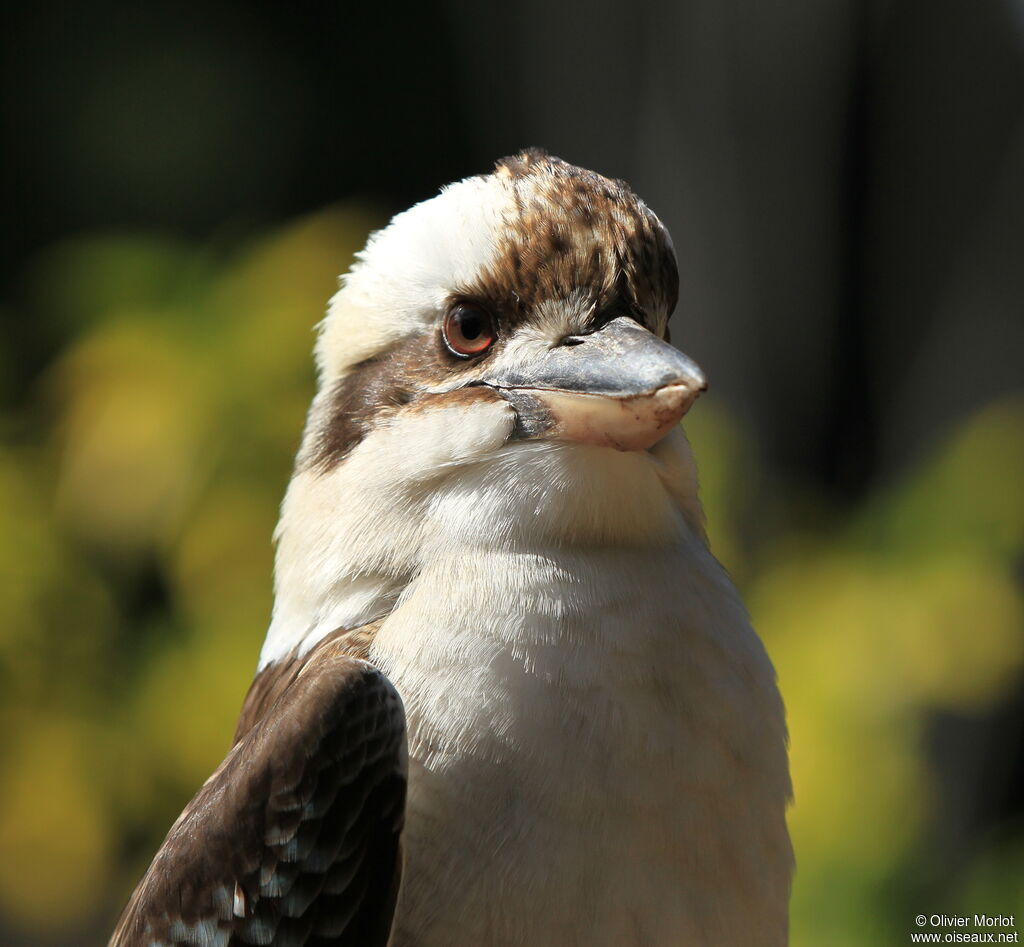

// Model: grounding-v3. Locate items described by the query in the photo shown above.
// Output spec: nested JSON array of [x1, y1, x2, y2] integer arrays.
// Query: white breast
[[268, 411, 791, 943], [371, 534, 791, 946]]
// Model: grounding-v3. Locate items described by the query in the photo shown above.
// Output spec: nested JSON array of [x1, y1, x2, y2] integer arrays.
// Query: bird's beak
[[481, 316, 707, 451]]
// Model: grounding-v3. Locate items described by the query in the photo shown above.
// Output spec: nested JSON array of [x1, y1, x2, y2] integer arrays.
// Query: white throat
[[260, 397, 705, 668]]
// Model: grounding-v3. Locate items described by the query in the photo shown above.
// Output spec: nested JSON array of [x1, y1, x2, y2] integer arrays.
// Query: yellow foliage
[[170, 482, 276, 629], [0, 716, 114, 932], [683, 398, 753, 577], [750, 398, 1024, 945], [133, 623, 256, 789], [0, 207, 1020, 941], [50, 319, 212, 551]]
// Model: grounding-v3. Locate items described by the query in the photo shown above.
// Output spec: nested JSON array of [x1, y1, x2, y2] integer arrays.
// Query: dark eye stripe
[[304, 358, 410, 471], [300, 330, 500, 472]]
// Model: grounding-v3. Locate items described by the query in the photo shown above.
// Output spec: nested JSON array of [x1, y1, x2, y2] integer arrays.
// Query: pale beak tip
[[653, 380, 702, 422], [676, 361, 707, 400]]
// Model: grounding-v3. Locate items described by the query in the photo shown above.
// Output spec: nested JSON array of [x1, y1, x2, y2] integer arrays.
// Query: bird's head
[[265, 151, 709, 662], [304, 149, 705, 469]]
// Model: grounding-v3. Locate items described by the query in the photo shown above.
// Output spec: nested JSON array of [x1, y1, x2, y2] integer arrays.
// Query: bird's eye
[[442, 304, 497, 357]]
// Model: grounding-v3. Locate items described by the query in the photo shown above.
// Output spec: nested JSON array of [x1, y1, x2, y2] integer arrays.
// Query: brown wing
[[111, 642, 406, 947], [232, 624, 381, 744]]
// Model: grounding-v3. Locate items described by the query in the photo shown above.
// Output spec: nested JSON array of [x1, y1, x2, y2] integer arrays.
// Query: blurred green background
[[1, 1, 1022, 944]]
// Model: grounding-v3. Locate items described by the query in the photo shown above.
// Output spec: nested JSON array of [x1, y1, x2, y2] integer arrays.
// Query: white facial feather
[[315, 174, 512, 381]]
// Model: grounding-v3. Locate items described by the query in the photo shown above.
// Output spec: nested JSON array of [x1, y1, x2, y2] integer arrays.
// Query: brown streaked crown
[[477, 148, 679, 332]]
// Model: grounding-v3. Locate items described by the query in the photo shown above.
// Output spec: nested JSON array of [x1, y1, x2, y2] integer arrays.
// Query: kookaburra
[[112, 150, 792, 946]]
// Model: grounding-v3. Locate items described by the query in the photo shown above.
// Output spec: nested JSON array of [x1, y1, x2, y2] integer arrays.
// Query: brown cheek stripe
[[305, 337, 506, 472], [308, 364, 394, 471]]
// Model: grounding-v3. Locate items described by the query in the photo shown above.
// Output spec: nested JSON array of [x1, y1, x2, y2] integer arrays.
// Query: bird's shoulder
[[111, 622, 406, 947], [233, 621, 383, 743]]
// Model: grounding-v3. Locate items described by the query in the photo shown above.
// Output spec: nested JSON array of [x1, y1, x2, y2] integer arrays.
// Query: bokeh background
[[1, 1, 1022, 943]]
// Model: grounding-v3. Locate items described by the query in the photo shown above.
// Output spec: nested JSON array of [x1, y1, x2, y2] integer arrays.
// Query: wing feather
[[111, 642, 406, 947]]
